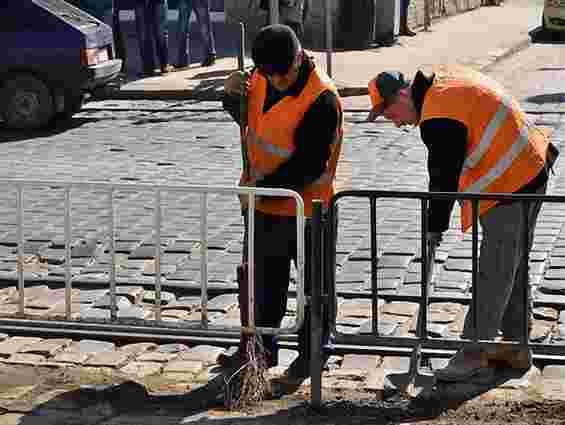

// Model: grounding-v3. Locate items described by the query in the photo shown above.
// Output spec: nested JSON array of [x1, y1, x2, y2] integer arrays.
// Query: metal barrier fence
[[0, 179, 306, 342], [309, 190, 565, 406]]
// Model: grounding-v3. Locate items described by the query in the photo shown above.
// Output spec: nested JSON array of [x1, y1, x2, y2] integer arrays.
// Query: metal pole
[[154, 190, 162, 322], [238, 22, 245, 71], [269, 0, 280, 25], [109, 189, 117, 321], [471, 199, 479, 342], [424, 0, 431, 31], [324, 0, 333, 77], [64, 188, 72, 321], [200, 193, 209, 328], [370, 198, 379, 335], [16, 186, 24, 317], [310, 200, 324, 408], [521, 202, 530, 345]]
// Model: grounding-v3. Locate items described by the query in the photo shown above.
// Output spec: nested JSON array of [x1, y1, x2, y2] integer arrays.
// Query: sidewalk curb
[[95, 37, 531, 103]]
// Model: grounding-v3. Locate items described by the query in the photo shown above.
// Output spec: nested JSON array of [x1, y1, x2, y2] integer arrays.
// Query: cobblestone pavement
[[1, 41, 565, 422]]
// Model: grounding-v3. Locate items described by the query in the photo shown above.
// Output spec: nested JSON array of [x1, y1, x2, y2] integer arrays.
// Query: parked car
[[543, 0, 565, 32], [0, 0, 122, 130]]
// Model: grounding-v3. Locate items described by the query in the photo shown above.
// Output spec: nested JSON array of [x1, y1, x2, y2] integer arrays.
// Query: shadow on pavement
[[14, 366, 532, 425], [525, 93, 565, 104], [0, 117, 102, 143], [529, 26, 565, 44]]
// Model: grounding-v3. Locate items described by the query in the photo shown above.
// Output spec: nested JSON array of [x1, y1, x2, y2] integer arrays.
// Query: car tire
[[1, 74, 55, 130], [57, 92, 84, 120]]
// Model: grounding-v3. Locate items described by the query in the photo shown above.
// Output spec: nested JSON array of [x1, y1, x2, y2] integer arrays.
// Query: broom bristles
[[225, 333, 271, 410]]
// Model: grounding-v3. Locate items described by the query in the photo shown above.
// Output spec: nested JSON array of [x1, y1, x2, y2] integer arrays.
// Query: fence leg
[[310, 200, 324, 408]]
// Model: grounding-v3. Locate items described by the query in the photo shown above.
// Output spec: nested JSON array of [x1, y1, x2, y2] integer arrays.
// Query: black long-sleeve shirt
[[412, 71, 552, 233], [222, 57, 339, 192]]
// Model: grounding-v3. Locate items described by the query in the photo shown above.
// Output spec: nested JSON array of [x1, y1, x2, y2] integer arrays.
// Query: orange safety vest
[[419, 65, 549, 232], [242, 64, 344, 218]]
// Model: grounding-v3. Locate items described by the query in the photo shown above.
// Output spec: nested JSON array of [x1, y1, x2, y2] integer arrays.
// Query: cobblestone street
[[1, 23, 565, 423]]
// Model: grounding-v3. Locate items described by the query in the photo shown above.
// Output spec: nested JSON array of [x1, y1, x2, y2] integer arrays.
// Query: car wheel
[[57, 92, 84, 120], [1, 74, 55, 130]]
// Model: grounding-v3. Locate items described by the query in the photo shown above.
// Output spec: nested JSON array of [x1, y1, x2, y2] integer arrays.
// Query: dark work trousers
[[240, 209, 337, 360], [401, 0, 411, 18], [135, 0, 169, 74], [462, 183, 546, 342], [176, 0, 216, 67]]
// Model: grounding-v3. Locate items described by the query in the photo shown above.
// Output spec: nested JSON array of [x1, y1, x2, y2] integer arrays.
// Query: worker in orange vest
[[222, 24, 344, 381], [366, 65, 559, 383]]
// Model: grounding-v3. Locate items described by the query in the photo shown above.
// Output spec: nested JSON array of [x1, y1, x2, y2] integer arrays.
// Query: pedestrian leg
[[193, 0, 216, 66], [135, 0, 155, 76], [149, 0, 171, 73], [175, 0, 192, 67]]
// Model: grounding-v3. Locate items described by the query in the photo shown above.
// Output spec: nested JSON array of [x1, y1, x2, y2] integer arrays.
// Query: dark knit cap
[[251, 24, 301, 75]]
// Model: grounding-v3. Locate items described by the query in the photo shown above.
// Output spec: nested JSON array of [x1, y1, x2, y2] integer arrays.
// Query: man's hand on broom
[[224, 70, 251, 97]]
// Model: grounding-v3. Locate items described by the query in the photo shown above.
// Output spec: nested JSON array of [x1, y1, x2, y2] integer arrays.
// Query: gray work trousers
[[461, 183, 546, 342]]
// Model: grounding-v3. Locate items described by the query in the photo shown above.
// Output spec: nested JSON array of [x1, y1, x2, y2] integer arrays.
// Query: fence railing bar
[[64, 188, 72, 321], [154, 189, 162, 322], [109, 189, 117, 321], [522, 200, 531, 345], [16, 185, 24, 316], [471, 199, 480, 342], [200, 193, 209, 328], [370, 197, 379, 335]]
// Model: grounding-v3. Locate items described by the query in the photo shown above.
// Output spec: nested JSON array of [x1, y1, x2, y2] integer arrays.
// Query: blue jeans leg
[[135, 2, 155, 74], [193, 0, 216, 56], [148, 0, 169, 68], [176, 0, 192, 66]]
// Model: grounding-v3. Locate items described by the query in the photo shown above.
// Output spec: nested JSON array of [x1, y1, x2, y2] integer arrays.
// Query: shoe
[[173, 64, 190, 71], [139, 70, 157, 78], [399, 26, 417, 36], [485, 345, 532, 370], [285, 350, 330, 382], [201, 53, 216, 67], [160, 64, 174, 74], [434, 348, 489, 382]]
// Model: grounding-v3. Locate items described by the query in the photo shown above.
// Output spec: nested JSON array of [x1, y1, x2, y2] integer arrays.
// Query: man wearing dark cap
[[367, 65, 558, 383], [222, 24, 343, 381]]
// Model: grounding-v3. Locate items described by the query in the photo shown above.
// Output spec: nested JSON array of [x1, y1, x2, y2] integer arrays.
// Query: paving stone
[[143, 290, 176, 305], [545, 268, 565, 280], [163, 298, 201, 311], [51, 351, 91, 365], [115, 286, 145, 304], [92, 295, 132, 310], [531, 321, 553, 342], [533, 307, 559, 321], [341, 354, 380, 371], [0, 386, 36, 401], [376, 255, 413, 269], [277, 349, 299, 367], [157, 343, 189, 354], [80, 307, 111, 320], [2, 353, 46, 365], [429, 357, 450, 371], [120, 361, 162, 378], [71, 340, 115, 354], [359, 319, 399, 336], [339, 299, 378, 318], [381, 301, 419, 318], [444, 258, 473, 272], [539, 281, 565, 295], [207, 293, 239, 313], [163, 360, 204, 375], [79, 289, 110, 304], [0, 337, 42, 357], [21, 338, 72, 356], [119, 343, 157, 357], [118, 305, 148, 320], [84, 351, 130, 368], [136, 352, 178, 363], [497, 367, 541, 389], [178, 345, 225, 365]]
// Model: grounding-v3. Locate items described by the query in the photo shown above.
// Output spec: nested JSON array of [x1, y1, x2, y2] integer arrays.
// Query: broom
[[224, 22, 270, 411]]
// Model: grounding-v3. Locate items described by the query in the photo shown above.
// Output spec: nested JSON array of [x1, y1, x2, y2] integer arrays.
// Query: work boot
[[434, 348, 489, 382], [485, 345, 532, 370], [399, 15, 417, 36], [201, 53, 216, 67]]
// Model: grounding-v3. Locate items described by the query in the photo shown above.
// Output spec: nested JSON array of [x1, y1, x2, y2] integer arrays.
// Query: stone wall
[[225, 0, 483, 50]]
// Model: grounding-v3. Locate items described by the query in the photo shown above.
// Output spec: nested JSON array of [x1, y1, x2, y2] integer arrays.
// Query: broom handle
[[238, 22, 255, 332]]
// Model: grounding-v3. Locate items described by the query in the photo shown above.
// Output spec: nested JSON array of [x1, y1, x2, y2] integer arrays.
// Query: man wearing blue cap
[[367, 66, 558, 382]]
